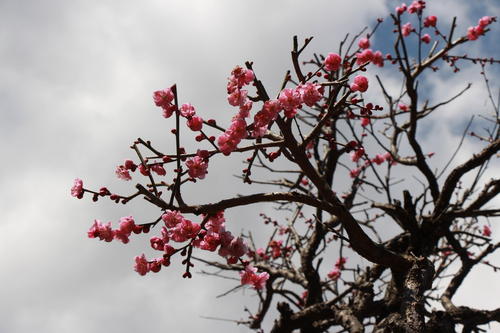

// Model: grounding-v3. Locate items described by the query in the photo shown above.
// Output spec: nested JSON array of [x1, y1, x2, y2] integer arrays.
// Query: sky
[[0, 0, 499, 332]]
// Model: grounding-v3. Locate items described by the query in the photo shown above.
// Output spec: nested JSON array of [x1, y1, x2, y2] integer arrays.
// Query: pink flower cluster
[[240, 264, 270, 290], [153, 87, 176, 118], [327, 257, 347, 281], [88, 216, 140, 244], [349, 152, 393, 178], [219, 66, 324, 151], [115, 159, 167, 181], [396, 1, 425, 15], [356, 49, 384, 67], [467, 16, 495, 41], [227, 66, 254, 117], [192, 211, 248, 264], [71, 178, 84, 198], [217, 66, 255, 155], [407, 1, 425, 14], [252, 100, 282, 138], [180, 103, 204, 132]]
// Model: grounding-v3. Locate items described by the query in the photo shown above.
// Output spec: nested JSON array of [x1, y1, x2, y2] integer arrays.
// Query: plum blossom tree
[[72, 2, 500, 332]]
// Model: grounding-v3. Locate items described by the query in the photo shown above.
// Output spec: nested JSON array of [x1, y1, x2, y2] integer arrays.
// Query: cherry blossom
[[179, 103, 196, 117], [151, 164, 166, 176], [185, 155, 208, 179], [71, 178, 84, 198], [324, 53, 342, 71], [396, 3, 407, 15], [278, 88, 302, 118], [240, 264, 270, 290], [424, 15, 437, 28], [328, 268, 341, 280], [483, 225, 492, 237], [358, 37, 370, 49], [350, 75, 369, 93], [187, 116, 203, 131], [115, 165, 132, 181], [421, 33, 431, 44], [134, 254, 150, 276], [407, 1, 425, 14], [87, 220, 114, 242], [402, 22, 413, 37]]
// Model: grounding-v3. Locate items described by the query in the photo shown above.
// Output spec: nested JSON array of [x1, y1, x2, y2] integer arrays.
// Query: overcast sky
[[1, 1, 499, 332]]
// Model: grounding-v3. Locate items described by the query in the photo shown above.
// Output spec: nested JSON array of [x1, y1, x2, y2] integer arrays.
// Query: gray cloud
[[1, 0, 498, 332]]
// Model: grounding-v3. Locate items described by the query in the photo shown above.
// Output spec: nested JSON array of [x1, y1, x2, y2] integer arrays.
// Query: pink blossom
[[196, 231, 222, 252], [239, 265, 269, 290], [252, 100, 282, 138], [134, 254, 150, 276], [421, 33, 431, 44], [228, 66, 254, 91], [350, 75, 369, 93], [113, 216, 136, 243], [483, 225, 492, 237], [382, 152, 395, 165], [115, 165, 132, 181], [252, 271, 270, 290], [161, 105, 176, 119], [279, 88, 302, 118], [185, 156, 208, 179], [149, 258, 162, 273], [361, 117, 370, 127], [402, 22, 413, 37], [150, 237, 165, 251], [179, 103, 196, 117], [124, 159, 136, 171], [138, 164, 150, 176], [71, 178, 84, 198], [327, 268, 341, 280], [478, 16, 493, 28], [187, 116, 203, 131], [217, 116, 248, 155], [351, 147, 365, 162], [356, 49, 373, 65], [88, 220, 114, 242], [204, 211, 226, 233], [335, 257, 347, 269], [162, 210, 184, 228], [297, 83, 324, 107], [407, 1, 425, 14], [269, 240, 283, 259], [219, 236, 248, 261], [151, 164, 166, 176], [349, 167, 362, 178], [396, 3, 407, 15], [399, 103, 409, 111], [324, 53, 342, 71], [153, 88, 174, 108], [467, 26, 484, 41], [358, 37, 370, 49], [424, 15, 437, 27], [372, 154, 386, 165], [227, 88, 248, 107], [169, 219, 201, 242], [372, 51, 384, 67]]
